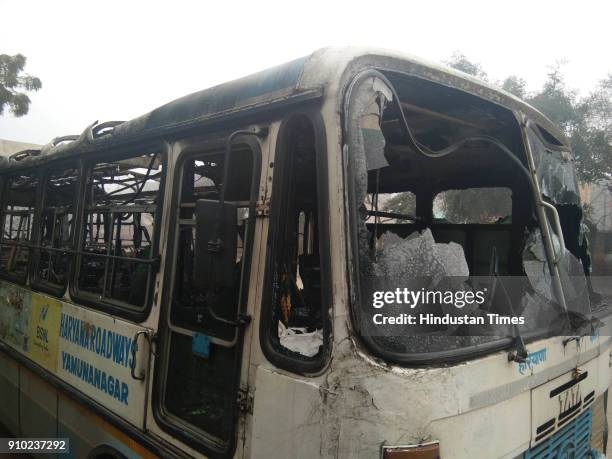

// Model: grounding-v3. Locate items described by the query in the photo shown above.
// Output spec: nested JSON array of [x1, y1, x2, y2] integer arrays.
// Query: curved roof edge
[[296, 47, 567, 144], [2, 47, 568, 170]]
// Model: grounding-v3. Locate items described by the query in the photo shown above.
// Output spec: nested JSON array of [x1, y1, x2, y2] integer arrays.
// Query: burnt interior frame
[[0, 168, 43, 285], [68, 142, 169, 323], [29, 159, 82, 297]]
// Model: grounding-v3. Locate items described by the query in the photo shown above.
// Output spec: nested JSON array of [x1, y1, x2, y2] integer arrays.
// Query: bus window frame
[[0, 167, 43, 286], [152, 133, 261, 457], [341, 68, 553, 365], [258, 111, 333, 375], [29, 159, 82, 298], [69, 142, 169, 323]]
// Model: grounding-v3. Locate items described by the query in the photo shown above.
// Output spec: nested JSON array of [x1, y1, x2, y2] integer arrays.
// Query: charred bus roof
[[1, 47, 568, 170]]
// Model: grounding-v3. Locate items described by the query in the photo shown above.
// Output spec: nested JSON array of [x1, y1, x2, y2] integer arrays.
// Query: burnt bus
[[0, 47, 609, 458]]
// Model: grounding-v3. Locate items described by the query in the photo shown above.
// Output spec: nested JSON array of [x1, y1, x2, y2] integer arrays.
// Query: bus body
[[0, 47, 610, 459]]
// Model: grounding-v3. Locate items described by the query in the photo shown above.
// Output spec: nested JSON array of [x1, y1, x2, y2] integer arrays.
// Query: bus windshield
[[345, 70, 593, 362]]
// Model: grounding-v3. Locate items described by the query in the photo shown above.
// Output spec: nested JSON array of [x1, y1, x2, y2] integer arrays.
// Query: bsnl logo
[[558, 385, 582, 415], [36, 305, 50, 344]]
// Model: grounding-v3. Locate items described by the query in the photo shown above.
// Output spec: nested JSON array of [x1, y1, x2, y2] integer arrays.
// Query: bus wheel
[[87, 445, 128, 459]]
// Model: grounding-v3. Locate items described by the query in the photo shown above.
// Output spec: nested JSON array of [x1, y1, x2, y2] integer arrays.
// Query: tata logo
[[559, 385, 582, 415], [39, 305, 49, 321]]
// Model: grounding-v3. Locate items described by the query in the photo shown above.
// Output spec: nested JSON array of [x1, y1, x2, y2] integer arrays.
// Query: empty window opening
[[433, 188, 512, 224], [76, 151, 163, 310], [0, 172, 39, 282], [35, 164, 79, 290], [366, 191, 417, 225], [266, 116, 325, 359]]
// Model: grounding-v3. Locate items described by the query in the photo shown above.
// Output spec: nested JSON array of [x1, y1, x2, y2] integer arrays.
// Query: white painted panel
[[57, 302, 150, 427], [250, 367, 323, 459], [432, 391, 531, 459]]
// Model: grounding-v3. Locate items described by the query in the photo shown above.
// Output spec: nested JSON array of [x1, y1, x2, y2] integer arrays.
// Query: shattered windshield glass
[[527, 125, 581, 206], [345, 71, 592, 360]]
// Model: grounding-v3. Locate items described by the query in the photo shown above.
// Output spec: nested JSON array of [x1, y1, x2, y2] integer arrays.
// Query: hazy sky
[[1, 0, 610, 144]]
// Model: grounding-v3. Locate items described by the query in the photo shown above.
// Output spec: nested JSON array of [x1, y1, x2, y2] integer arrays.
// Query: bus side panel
[[250, 367, 324, 459], [57, 392, 158, 459], [19, 366, 59, 451], [0, 281, 151, 429], [0, 351, 19, 435]]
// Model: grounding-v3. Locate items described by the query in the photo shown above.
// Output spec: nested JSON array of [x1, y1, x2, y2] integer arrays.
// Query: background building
[[0, 139, 41, 157]]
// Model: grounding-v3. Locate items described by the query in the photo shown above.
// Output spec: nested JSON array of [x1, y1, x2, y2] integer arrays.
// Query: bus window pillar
[[416, 186, 434, 227]]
